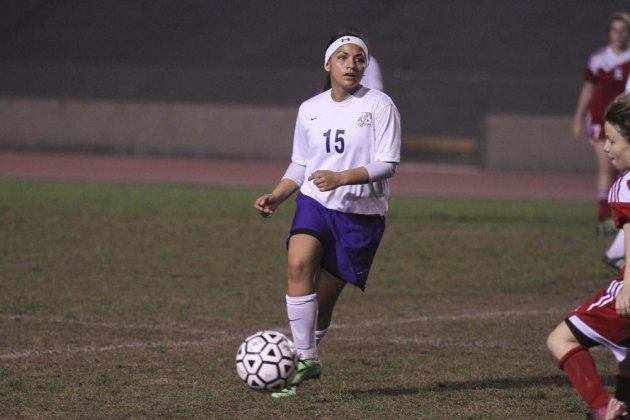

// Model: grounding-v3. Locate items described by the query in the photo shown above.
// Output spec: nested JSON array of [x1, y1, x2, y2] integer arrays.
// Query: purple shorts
[[288, 193, 385, 290]]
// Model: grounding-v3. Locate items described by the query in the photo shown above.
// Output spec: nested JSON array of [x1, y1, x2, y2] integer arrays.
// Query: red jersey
[[609, 170, 630, 229], [608, 170, 630, 280], [567, 279, 630, 361], [565, 170, 630, 360], [584, 46, 630, 130]]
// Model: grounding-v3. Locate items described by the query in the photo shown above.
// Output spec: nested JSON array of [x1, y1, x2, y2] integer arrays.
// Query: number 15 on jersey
[[323, 129, 345, 154]]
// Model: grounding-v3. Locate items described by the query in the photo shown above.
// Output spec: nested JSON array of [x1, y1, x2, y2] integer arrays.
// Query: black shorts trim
[[565, 317, 599, 349], [286, 228, 327, 250]]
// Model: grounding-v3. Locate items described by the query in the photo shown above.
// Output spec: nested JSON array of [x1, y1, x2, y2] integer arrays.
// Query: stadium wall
[[0, 96, 294, 161], [0, 96, 595, 173], [483, 114, 596, 173]]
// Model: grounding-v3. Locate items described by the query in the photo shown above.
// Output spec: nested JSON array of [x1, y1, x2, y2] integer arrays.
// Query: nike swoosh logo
[[288, 318, 302, 322], [310, 117, 318, 120]]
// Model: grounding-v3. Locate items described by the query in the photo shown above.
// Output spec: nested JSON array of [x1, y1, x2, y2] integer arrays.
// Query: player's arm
[[617, 223, 630, 316], [254, 179, 300, 217], [308, 161, 397, 192], [254, 162, 304, 217], [573, 81, 595, 139]]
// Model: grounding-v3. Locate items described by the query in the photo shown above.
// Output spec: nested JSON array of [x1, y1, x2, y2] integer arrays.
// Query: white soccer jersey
[[290, 86, 401, 215]]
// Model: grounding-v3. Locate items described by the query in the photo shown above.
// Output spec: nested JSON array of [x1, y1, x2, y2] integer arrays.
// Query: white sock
[[286, 293, 318, 360], [315, 328, 329, 346], [607, 230, 625, 259]]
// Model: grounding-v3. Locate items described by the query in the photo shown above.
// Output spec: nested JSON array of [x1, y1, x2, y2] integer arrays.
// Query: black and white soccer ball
[[235, 330, 298, 391]]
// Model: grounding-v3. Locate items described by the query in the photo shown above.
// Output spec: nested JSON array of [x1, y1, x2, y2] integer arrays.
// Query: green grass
[[0, 178, 618, 418]]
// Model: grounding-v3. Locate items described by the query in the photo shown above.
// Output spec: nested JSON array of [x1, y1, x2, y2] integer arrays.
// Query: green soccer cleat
[[270, 359, 322, 399], [289, 359, 322, 386], [271, 386, 297, 399]]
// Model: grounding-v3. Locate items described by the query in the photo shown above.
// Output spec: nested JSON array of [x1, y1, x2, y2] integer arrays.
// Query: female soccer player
[[254, 29, 401, 398], [573, 12, 630, 237], [548, 91, 630, 420]]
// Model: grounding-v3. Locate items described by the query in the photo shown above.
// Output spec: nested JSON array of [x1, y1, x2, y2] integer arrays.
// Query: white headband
[[324, 35, 370, 67]]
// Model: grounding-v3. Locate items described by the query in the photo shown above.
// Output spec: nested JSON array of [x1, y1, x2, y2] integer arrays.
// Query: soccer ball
[[235, 330, 298, 391]]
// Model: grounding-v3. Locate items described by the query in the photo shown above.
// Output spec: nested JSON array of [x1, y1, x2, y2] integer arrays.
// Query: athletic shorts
[[566, 279, 630, 361], [288, 192, 385, 291], [586, 111, 605, 143]]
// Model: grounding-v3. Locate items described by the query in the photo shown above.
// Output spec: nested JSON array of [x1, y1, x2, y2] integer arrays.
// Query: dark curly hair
[[605, 91, 630, 140], [322, 28, 370, 92]]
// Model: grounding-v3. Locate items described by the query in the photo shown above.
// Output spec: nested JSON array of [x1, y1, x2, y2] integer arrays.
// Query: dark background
[[1, 1, 629, 161]]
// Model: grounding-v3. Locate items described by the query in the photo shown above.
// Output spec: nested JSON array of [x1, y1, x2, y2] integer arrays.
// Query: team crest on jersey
[[357, 112, 372, 127]]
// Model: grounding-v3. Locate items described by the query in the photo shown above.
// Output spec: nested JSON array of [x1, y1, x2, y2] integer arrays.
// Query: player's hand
[[616, 283, 630, 317], [605, 397, 627, 420], [308, 170, 342, 192], [254, 193, 279, 218]]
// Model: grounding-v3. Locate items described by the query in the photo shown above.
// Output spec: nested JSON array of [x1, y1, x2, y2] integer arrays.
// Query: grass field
[[0, 178, 621, 419]]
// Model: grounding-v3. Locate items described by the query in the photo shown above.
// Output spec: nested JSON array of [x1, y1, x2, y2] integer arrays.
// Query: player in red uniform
[[573, 12, 630, 237], [549, 92, 630, 420]]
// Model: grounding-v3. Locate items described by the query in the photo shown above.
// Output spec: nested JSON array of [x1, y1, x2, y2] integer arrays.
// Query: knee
[[546, 325, 568, 360], [546, 329, 558, 356], [547, 323, 581, 362], [287, 257, 317, 293], [286, 255, 315, 284]]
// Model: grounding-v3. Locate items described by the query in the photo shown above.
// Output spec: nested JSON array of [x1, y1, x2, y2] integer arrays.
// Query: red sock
[[559, 346, 610, 411], [598, 198, 611, 222]]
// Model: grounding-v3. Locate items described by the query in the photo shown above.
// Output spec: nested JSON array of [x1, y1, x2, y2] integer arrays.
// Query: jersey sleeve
[[373, 100, 401, 164], [584, 67, 598, 84], [584, 50, 602, 84], [609, 172, 630, 227], [290, 105, 309, 166]]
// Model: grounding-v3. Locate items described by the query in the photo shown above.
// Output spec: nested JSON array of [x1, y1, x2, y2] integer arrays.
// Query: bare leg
[[610, 358, 630, 418], [547, 321, 611, 415], [315, 269, 346, 331], [547, 321, 582, 361], [286, 234, 323, 296], [285, 234, 323, 360]]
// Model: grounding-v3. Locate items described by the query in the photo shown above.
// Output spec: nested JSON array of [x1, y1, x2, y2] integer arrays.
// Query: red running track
[[0, 152, 594, 201]]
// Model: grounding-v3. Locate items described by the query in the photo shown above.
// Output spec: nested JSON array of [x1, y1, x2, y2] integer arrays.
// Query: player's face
[[325, 43, 367, 100], [608, 19, 630, 51], [604, 122, 630, 170]]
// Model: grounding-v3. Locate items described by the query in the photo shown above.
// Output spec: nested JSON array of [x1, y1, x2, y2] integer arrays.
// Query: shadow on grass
[[346, 374, 615, 397]]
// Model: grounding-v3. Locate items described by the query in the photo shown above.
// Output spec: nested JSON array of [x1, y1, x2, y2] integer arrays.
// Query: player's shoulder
[[298, 90, 329, 111], [587, 46, 611, 68], [619, 52, 630, 69]]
